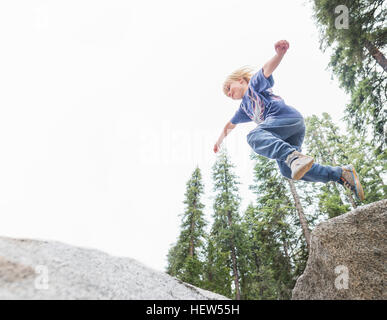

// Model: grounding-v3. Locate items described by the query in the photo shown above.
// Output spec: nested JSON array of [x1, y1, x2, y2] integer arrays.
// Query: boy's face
[[226, 79, 248, 100]]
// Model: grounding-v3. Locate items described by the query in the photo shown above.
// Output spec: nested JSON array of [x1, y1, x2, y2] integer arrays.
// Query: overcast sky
[[0, 0, 350, 272]]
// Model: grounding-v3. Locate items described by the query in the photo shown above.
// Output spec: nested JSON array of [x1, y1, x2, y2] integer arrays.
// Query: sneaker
[[285, 150, 314, 180], [337, 164, 365, 201]]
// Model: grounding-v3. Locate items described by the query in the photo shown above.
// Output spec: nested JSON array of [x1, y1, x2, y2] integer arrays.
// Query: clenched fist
[[275, 40, 289, 56]]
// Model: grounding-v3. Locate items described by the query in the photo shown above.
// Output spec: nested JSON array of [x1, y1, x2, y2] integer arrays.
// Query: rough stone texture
[[292, 199, 387, 300], [0, 237, 228, 300]]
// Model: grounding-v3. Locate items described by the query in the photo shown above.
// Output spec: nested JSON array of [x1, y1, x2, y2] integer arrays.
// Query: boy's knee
[[246, 132, 253, 146], [246, 128, 262, 145], [246, 130, 254, 141]]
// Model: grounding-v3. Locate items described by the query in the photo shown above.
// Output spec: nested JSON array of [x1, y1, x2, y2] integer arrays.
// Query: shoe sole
[[292, 158, 314, 180], [348, 164, 365, 201]]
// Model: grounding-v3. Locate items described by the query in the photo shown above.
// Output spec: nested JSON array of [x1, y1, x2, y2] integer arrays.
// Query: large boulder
[[292, 199, 386, 300], [0, 237, 228, 300]]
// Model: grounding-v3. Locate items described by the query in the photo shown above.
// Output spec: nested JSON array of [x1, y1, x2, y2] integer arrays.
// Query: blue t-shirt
[[230, 68, 302, 125]]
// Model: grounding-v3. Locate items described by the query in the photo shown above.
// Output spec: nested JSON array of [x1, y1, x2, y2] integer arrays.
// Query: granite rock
[[292, 199, 386, 300], [0, 237, 228, 300]]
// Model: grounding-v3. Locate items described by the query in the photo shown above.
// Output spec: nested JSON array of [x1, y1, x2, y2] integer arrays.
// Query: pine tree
[[166, 167, 207, 287], [202, 235, 233, 297], [311, 0, 386, 153], [287, 179, 311, 251], [304, 113, 351, 217], [339, 126, 387, 204], [241, 153, 301, 300], [206, 148, 245, 299], [305, 113, 386, 213]]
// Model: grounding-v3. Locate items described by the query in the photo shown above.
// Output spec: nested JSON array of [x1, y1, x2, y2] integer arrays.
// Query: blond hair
[[222, 65, 255, 96]]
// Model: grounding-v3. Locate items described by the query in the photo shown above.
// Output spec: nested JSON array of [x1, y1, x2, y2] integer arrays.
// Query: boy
[[214, 40, 364, 201]]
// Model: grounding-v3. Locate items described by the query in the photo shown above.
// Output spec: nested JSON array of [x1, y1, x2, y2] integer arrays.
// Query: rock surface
[[292, 199, 386, 300], [0, 237, 228, 300]]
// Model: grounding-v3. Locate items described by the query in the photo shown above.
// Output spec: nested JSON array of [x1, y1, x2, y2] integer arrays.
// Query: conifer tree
[[311, 0, 386, 153], [305, 113, 386, 214], [166, 167, 207, 287], [304, 114, 351, 217], [206, 148, 245, 300], [338, 126, 387, 204], [241, 153, 302, 299], [287, 179, 311, 251], [202, 235, 233, 297]]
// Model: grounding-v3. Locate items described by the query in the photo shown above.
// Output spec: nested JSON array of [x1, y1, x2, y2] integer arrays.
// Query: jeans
[[246, 117, 342, 183]]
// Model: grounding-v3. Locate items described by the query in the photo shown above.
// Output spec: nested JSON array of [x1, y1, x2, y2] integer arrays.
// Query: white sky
[[0, 0, 350, 272]]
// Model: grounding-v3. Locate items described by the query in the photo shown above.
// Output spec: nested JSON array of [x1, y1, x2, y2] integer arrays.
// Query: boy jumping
[[213, 40, 364, 201]]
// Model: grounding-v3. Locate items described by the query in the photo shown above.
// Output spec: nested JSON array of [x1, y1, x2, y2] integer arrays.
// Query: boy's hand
[[274, 40, 289, 56], [213, 142, 220, 153]]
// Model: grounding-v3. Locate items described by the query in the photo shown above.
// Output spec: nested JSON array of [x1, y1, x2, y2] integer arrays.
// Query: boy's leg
[[276, 160, 341, 183], [247, 117, 314, 179], [247, 117, 341, 183], [246, 117, 304, 161], [283, 126, 342, 183], [249, 117, 364, 200], [277, 159, 364, 200]]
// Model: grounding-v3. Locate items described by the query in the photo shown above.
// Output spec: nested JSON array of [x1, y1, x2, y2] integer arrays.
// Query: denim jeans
[[246, 117, 342, 183]]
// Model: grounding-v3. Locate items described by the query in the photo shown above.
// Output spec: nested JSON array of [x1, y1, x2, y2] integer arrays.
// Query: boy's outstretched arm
[[214, 121, 237, 153], [262, 40, 289, 78]]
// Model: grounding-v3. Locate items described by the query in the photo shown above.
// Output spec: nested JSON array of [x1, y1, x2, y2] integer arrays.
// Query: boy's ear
[[239, 78, 247, 85]]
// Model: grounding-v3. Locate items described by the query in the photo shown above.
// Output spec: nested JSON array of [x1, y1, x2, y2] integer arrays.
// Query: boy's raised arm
[[262, 40, 289, 78]]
